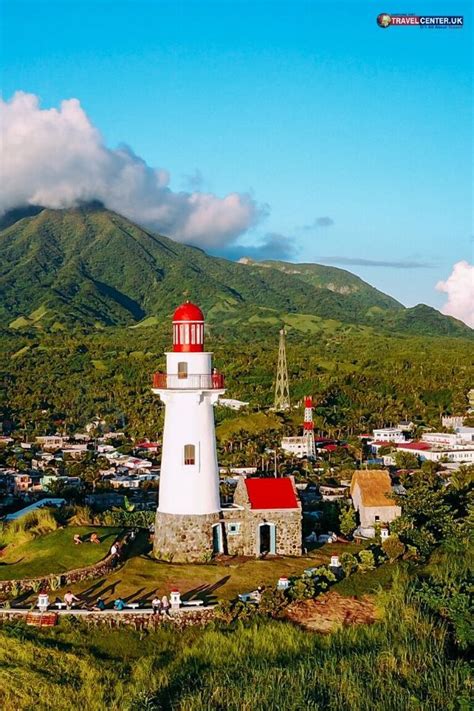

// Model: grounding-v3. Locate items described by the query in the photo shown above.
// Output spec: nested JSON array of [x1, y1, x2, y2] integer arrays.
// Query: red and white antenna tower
[[303, 396, 316, 459]]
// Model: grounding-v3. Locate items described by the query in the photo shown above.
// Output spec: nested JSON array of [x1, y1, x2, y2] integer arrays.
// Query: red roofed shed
[[244, 478, 298, 510]]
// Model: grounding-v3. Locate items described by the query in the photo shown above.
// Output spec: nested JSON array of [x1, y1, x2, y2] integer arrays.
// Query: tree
[[391, 471, 458, 558], [340, 552, 358, 575], [394, 451, 420, 470], [339, 505, 357, 538], [382, 535, 406, 562], [358, 550, 375, 572]]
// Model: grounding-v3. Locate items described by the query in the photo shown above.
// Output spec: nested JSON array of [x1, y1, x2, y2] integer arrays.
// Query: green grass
[[0, 527, 121, 580], [68, 540, 363, 605], [0, 577, 470, 711], [333, 560, 408, 597]]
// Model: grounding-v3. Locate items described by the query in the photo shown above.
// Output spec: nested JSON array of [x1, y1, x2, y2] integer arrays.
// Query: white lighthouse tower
[[152, 301, 225, 562]]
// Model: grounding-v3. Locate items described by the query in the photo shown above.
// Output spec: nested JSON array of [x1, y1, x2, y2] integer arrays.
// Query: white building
[[281, 436, 315, 458], [372, 428, 407, 443], [152, 301, 225, 561], [35, 435, 66, 450], [218, 398, 249, 411]]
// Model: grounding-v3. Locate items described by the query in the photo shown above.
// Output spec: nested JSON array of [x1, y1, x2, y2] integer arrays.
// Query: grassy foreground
[[68, 539, 363, 604], [0, 527, 121, 580], [0, 577, 470, 711]]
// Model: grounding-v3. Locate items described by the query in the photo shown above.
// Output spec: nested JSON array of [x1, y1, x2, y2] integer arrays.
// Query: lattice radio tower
[[274, 328, 290, 410]]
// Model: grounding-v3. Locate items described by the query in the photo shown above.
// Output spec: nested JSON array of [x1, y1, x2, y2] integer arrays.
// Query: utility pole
[[274, 328, 290, 411]]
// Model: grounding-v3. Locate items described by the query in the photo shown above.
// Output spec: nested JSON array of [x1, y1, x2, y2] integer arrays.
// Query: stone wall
[[0, 608, 216, 630], [153, 510, 221, 562], [222, 508, 302, 557]]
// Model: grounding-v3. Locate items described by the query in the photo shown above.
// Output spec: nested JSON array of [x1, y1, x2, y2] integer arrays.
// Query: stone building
[[220, 477, 302, 557], [350, 470, 401, 538]]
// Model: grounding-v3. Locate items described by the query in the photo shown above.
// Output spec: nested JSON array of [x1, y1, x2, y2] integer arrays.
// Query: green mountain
[[0, 204, 471, 337]]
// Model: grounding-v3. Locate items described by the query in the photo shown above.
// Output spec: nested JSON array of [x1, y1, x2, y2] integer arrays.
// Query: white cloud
[[0, 92, 263, 248], [436, 261, 474, 327]]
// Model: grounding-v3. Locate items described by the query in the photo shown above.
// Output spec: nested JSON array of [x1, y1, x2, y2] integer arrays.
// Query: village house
[[220, 477, 302, 557], [350, 470, 401, 538]]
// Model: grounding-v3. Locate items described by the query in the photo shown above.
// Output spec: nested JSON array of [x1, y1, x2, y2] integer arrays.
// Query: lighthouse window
[[228, 522, 241, 535], [178, 362, 188, 379], [184, 444, 195, 465], [190, 324, 196, 344]]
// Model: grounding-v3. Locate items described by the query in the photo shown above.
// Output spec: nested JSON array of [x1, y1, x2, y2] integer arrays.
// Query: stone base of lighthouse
[[153, 511, 222, 563]]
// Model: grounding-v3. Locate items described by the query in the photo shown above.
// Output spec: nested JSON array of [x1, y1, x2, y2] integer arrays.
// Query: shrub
[[340, 552, 358, 575], [382, 535, 406, 563], [258, 589, 289, 618], [0, 508, 58, 548], [288, 576, 316, 601], [358, 550, 376, 572]]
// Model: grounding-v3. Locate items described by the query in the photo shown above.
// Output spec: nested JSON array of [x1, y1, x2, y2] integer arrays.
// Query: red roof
[[173, 301, 204, 322], [245, 478, 298, 509], [396, 441, 431, 451], [136, 442, 160, 449]]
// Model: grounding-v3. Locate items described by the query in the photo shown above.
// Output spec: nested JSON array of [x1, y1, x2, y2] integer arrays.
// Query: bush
[[258, 589, 289, 618], [340, 552, 358, 575], [358, 550, 376, 572], [0, 508, 58, 548], [382, 535, 406, 562], [287, 577, 316, 601]]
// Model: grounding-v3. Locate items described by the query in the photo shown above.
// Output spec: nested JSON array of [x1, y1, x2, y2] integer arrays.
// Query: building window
[[228, 522, 241, 535], [184, 444, 195, 465], [178, 361, 188, 379], [374, 515, 380, 522]]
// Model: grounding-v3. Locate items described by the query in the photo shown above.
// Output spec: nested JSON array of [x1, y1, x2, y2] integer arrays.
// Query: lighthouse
[[152, 301, 225, 562]]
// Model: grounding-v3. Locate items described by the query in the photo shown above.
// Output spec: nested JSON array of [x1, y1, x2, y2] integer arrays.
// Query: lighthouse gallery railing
[[152, 372, 224, 390]]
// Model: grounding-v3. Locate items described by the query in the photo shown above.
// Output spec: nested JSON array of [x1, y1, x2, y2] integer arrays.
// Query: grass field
[[0, 527, 121, 580], [0, 576, 470, 711], [68, 538, 364, 605]]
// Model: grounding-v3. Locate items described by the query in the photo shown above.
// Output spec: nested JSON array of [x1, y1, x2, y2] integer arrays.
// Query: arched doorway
[[212, 523, 224, 555], [258, 523, 276, 556]]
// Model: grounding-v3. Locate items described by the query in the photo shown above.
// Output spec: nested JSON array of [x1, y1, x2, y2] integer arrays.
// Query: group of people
[[151, 594, 171, 615], [73, 532, 100, 545]]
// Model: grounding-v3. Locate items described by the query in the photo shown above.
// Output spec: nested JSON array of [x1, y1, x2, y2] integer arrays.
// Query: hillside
[[0, 204, 471, 337]]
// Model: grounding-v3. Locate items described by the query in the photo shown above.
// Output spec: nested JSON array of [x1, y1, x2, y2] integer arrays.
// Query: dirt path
[[285, 591, 378, 633]]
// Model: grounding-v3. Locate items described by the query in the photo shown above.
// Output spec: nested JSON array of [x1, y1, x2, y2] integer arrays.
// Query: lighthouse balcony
[[152, 372, 225, 390]]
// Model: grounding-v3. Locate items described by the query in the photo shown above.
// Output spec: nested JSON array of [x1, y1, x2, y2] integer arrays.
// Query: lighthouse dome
[[172, 301, 204, 352], [173, 301, 204, 323]]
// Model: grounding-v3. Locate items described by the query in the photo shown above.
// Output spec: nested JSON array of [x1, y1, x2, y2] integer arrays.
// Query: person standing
[[64, 591, 80, 610]]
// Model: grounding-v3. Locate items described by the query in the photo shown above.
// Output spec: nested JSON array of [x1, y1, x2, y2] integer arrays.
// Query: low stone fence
[[0, 607, 216, 629], [0, 543, 128, 599]]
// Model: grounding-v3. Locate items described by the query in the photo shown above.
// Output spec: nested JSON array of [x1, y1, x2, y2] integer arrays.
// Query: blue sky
[[2, 0, 472, 310]]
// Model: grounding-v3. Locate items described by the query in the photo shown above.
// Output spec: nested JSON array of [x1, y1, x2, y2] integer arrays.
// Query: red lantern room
[[172, 301, 205, 352]]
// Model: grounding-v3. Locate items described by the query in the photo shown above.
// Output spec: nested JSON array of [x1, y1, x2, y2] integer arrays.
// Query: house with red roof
[[221, 476, 302, 557]]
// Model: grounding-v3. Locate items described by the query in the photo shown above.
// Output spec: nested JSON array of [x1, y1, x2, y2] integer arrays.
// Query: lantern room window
[[184, 444, 195, 465], [178, 362, 188, 379]]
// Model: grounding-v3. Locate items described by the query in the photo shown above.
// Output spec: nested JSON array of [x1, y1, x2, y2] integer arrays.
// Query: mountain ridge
[[0, 204, 471, 337]]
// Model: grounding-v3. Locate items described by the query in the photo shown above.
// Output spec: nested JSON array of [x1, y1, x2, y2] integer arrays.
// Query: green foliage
[[394, 450, 420, 470], [0, 507, 59, 548], [0, 574, 471, 711], [339, 504, 357, 538], [382, 535, 406, 563], [357, 550, 376, 572], [412, 539, 473, 650], [392, 471, 470, 559], [340, 552, 358, 575], [97, 509, 154, 528]]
